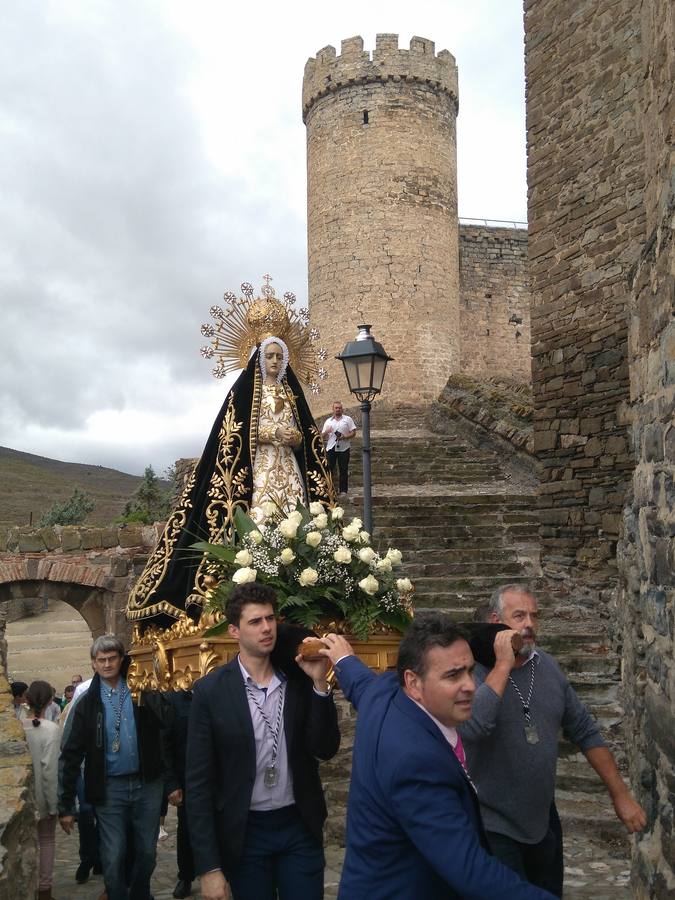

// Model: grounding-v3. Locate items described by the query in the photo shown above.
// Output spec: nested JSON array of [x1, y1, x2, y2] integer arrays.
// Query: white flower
[[331, 506, 345, 520], [262, 501, 278, 518], [278, 518, 300, 539], [396, 577, 413, 593], [280, 548, 296, 565], [298, 567, 319, 587], [358, 531, 370, 544], [288, 510, 303, 525], [386, 548, 403, 565], [350, 517, 363, 530], [376, 557, 392, 573], [359, 574, 379, 595], [342, 523, 360, 542], [312, 513, 328, 530], [333, 546, 351, 564], [235, 549, 253, 567], [309, 501, 325, 516], [358, 547, 376, 564], [232, 567, 257, 584], [249, 530, 263, 545], [305, 531, 322, 548]]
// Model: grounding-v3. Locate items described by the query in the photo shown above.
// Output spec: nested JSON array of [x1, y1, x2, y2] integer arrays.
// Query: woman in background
[[22, 680, 61, 900]]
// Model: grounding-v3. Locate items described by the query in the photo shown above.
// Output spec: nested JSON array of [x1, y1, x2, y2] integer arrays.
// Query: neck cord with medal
[[245, 680, 285, 788], [104, 682, 128, 754], [508, 656, 539, 744]]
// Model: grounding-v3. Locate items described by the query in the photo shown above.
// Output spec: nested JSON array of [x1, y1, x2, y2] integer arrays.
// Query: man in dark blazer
[[186, 583, 339, 900], [319, 616, 555, 900]]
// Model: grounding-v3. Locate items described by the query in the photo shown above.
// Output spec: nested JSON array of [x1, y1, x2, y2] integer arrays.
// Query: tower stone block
[[303, 34, 459, 408]]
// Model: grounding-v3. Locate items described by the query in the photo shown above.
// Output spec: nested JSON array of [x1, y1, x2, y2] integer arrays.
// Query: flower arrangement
[[193, 501, 414, 640]]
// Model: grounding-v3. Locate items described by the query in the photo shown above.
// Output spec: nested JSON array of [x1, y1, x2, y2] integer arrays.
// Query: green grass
[[0, 446, 145, 527]]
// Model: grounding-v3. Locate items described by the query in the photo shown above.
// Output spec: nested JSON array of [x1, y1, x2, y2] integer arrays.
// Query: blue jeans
[[94, 775, 163, 900], [228, 805, 324, 900]]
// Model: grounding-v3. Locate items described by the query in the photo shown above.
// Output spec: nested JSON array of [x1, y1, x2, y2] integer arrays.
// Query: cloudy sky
[[1, 0, 527, 476]]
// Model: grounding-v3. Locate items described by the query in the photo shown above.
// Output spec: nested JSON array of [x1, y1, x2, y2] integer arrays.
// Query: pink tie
[[453, 733, 467, 771]]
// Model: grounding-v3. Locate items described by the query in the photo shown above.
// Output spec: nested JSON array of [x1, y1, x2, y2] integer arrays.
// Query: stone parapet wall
[[304, 34, 460, 409], [0, 676, 36, 900], [459, 225, 531, 383], [524, 0, 645, 575]]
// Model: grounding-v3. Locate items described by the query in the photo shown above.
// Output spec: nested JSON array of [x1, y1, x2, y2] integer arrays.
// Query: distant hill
[[0, 446, 146, 526]]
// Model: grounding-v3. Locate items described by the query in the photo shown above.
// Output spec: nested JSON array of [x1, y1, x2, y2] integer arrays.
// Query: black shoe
[[75, 862, 91, 884], [173, 880, 192, 898], [92, 864, 103, 875]]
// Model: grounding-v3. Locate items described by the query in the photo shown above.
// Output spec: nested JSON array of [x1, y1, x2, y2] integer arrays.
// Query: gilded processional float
[[125, 277, 414, 692]]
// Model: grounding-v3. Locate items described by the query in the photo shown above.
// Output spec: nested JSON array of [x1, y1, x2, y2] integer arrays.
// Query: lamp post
[[336, 324, 393, 536]]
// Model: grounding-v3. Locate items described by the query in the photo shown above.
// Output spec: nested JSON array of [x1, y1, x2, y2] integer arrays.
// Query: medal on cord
[[105, 683, 128, 754], [246, 681, 285, 788], [508, 657, 539, 745]]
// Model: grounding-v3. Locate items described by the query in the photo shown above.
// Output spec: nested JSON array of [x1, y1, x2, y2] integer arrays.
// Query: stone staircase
[[320, 405, 632, 897]]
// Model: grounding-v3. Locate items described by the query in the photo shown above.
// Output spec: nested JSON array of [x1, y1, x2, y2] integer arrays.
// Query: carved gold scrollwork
[[199, 641, 221, 678], [152, 640, 171, 689]]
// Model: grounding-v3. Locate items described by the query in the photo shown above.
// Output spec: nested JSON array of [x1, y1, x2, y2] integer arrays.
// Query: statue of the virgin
[[126, 278, 333, 632]]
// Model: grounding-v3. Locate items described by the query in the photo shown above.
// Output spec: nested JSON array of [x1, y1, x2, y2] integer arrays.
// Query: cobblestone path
[[50, 806, 634, 899]]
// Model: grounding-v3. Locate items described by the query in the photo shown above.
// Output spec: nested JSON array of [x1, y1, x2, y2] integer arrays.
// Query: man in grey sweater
[[460, 584, 646, 897]]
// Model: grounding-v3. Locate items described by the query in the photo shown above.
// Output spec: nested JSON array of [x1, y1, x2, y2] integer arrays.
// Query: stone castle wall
[[303, 35, 460, 408], [458, 225, 531, 382], [614, 0, 675, 893], [524, 0, 674, 893], [524, 0, 644, 575]]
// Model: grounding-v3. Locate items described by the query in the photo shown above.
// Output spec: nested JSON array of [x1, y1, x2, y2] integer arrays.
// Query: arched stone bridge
[[0, 523, 161, 640]]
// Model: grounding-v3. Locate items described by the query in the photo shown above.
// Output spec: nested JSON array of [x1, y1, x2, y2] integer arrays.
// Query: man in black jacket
[[186, 583, 340, 900], [58, 634, 170, 900]]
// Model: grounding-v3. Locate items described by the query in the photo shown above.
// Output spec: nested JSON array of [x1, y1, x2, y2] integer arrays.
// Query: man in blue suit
[[319, 615, 555, 900]]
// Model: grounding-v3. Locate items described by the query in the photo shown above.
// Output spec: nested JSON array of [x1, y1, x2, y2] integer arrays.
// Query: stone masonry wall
[[524, 0, 645, 576], [304, 35, 460, 409], [459, 225, 531, 383], [614, 0, 675, 894]]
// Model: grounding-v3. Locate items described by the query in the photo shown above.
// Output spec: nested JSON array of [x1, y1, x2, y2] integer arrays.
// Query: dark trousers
[[486, 804, 564, 898], [327, 448, 350, 494], [176, 802, 195, 882], [227, 805, 324, 900], [76, 775, 101, 869]]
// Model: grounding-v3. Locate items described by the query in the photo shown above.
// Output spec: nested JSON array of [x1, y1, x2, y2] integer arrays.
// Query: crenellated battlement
[[302, 33, 458, 121]]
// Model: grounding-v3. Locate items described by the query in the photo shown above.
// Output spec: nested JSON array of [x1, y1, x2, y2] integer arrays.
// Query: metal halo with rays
[[199, 275, 327, 394]]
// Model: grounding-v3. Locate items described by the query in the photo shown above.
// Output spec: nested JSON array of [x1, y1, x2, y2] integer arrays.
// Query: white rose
[[249, 530, 263, 545], [280, 547, 296, 565], [331, 506, 345, 520], [232, 567, 256, 584], [342, 524, 360, 542], [350, 517, 363, 530], [278, 518, 300, 539], [358, 547, 376, 564], [288, 510, 303, 524], [333, 546, 351, 564], [309, 501, 325, 516], [396, 577, 413, 593], [262, 501, 278, 518], [235, 549, 253, 567], [359, 574, 379, 596], [298, 567, 319, 587], [312, 513, 328, 530], [376, 556, 392, 573], [305, 531, 322, 548], [387, 548, 403, 565], [358, 531, 370, 544]]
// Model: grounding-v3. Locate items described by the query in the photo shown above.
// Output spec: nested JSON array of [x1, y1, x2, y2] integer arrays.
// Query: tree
[[40, 489, 95, 526], [120, 465, 172, 524]]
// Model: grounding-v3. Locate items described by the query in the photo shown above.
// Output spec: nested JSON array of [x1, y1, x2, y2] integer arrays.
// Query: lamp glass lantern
[[336, 324, 393, 402]]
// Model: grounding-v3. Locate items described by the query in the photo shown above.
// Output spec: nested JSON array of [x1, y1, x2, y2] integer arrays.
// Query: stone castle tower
[[303, 35, 460, 407]]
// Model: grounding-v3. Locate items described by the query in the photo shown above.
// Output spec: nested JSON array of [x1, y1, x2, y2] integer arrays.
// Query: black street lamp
[[336, 324, 393, 536]]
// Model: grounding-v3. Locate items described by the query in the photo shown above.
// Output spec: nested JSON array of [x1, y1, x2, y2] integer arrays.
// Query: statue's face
[[264, 343, 283, 379]]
